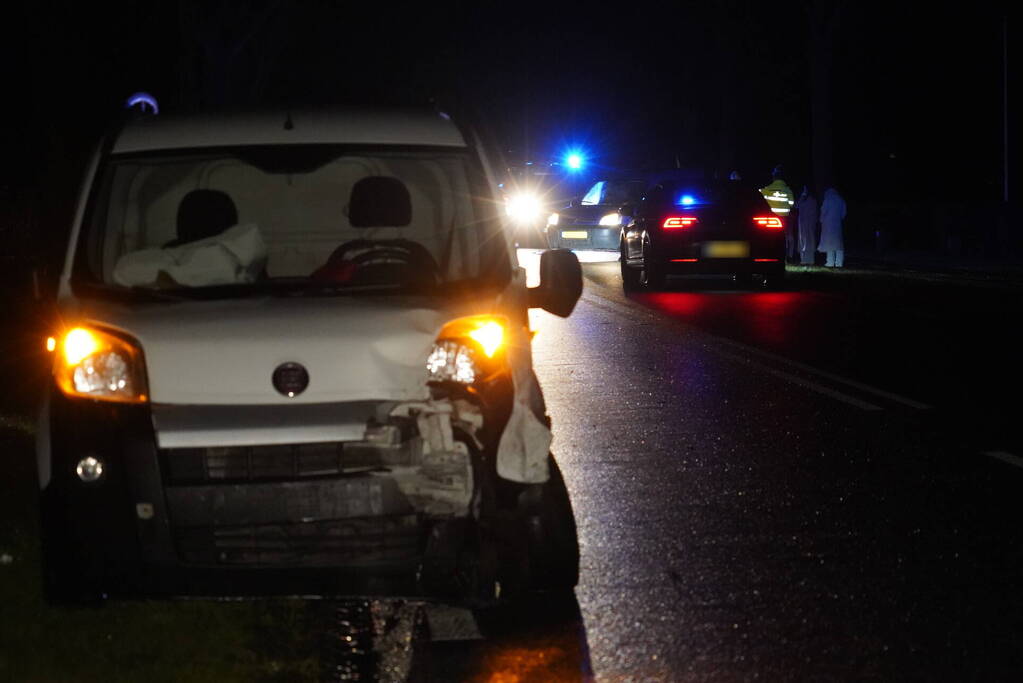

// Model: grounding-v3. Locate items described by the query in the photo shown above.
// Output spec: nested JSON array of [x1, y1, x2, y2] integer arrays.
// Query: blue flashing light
[[125, 91, 159, 114], [563, 148, 587, 171], [676, 193, 703, 207]]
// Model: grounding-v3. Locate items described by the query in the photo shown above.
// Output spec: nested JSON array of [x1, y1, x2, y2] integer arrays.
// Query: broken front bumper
[[40, 390, 484, 597]]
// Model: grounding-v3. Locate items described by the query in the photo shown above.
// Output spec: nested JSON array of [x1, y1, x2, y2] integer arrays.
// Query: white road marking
[[982, 450, 1023, 470], [577, 291, 886, 412], [579, 276, 933, 412], [711, 347, 884, 412], [707, 328, 932, 410]]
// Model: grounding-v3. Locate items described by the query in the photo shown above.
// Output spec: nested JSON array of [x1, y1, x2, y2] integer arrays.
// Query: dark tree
[[809, 0, 842, 192]]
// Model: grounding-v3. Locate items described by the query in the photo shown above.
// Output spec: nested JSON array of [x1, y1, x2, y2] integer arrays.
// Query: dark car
[[619, 179, 785, 290], [544, 177, 647, 250]]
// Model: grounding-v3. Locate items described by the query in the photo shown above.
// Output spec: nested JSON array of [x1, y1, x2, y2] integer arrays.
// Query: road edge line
[[580, 282, 932, 411]]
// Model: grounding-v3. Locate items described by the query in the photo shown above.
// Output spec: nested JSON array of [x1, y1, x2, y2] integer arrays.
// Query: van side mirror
[[528, 249, 582, 317]]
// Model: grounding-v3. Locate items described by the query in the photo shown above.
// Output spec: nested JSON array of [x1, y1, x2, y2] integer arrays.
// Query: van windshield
[[74, 145, 510, 298]]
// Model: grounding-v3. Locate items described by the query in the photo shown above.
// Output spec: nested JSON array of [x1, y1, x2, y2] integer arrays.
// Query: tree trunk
[[810, 0, 840, 193]]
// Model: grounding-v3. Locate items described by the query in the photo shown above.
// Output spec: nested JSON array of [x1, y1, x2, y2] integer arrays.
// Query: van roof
[[111, 108, 467, 154]]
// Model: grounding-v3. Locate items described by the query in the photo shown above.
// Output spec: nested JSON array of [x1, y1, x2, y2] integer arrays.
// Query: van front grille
[[174, 514, 421, 567], [161, 442, 386, 484]]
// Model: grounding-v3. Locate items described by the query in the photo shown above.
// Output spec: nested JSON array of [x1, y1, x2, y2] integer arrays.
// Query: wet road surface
[[502, 253, 1023, 680]]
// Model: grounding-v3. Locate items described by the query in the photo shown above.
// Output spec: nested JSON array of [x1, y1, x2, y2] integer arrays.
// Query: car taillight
[[662, 216, 698, 229], [753, 215, 784, 230]]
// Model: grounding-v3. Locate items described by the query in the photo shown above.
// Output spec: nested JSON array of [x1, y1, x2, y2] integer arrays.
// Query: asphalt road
[[491, 252, 1023, 680]]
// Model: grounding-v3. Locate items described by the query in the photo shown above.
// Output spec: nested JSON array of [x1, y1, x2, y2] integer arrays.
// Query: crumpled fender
[[494, 268, 552, 484]]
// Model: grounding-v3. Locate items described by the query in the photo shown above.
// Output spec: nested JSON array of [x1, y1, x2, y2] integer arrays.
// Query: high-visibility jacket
[[760, 179, 795, 216]]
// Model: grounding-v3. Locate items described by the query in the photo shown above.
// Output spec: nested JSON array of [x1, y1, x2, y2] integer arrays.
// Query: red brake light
[[753, 216, 784, 230], [663, 216, 698, 229]]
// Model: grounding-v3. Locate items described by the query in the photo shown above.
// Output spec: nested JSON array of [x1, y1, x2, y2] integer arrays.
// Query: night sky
[[2, 1, 1017, 210]]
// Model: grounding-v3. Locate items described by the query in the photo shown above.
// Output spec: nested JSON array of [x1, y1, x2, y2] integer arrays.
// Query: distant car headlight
[[426, 316, 508, 385], [546, 213, 560, 227], [505, 193, 543, 224], [598, 212, 622, 226], [54, 326, 148, 403]]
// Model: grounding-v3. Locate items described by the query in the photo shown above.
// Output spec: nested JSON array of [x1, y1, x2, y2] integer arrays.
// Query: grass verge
[[0, 421, 321, 683]]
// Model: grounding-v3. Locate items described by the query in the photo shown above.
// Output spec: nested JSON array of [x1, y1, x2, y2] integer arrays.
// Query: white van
[[37, 107, 582, 602]]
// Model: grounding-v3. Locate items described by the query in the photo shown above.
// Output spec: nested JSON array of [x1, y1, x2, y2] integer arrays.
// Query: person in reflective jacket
[[794, 186, 818, 265], [760, 165, 796, 260], [760, 165, 795, 217], [817, 187, 847, 267]]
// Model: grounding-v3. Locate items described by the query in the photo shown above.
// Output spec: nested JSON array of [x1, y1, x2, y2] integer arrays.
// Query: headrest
[[348, 176, 412, 228], [170, 189, 238, 247]]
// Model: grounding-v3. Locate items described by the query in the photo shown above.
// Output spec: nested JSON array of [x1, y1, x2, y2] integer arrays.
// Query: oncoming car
[[619, 179, 786, 290], [37, 107, 583, 603], [544, 177, 646, 251]]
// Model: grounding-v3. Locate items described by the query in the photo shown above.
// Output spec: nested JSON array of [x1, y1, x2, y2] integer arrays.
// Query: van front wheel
[[516, 456, 579, 591]]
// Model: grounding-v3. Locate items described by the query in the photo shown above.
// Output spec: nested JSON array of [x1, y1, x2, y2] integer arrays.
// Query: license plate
[[561, 231, 588, 239], [703, 241, 749, 258]]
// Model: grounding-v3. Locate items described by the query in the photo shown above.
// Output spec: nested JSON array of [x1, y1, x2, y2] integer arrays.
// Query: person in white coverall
[[794, 186, 818, 265], [817, 187, 847, 267]]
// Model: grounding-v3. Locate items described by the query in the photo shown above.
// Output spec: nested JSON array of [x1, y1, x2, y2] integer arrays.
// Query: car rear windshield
[[647, 181, 767, 210], [73, 145, 510, 299]]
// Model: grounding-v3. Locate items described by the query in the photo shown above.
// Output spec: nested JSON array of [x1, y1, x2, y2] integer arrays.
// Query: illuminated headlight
[[54, 327, 148, 403], [599, 212, 622, 226], [505, 193, 543, 224], [546, 212, 560, 227], [426, 316, 508, 385], [426, 340, 479, 384]]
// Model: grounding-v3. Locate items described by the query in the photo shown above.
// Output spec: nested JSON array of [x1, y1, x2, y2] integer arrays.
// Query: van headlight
[[54, 326, 148, 403], [427, 341, 480, 384], [426, 316, 507, 385]]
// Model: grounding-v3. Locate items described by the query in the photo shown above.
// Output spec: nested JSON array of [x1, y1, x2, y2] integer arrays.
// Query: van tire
[[517, 456, 579, 591]]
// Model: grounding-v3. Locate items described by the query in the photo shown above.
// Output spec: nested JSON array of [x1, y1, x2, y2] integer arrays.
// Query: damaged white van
[[37, 107, 582, 602]]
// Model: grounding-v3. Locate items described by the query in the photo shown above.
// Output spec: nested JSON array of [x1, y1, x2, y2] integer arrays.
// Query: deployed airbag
[[113, 223, 267, 288]]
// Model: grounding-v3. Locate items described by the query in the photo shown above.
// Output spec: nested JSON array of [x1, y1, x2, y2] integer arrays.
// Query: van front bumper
[[40, 390, 477, 598]]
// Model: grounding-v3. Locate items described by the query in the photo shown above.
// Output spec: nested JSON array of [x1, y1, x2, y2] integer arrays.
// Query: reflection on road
[[429, 595, 592, 681], [637, 289, 813, 349]]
